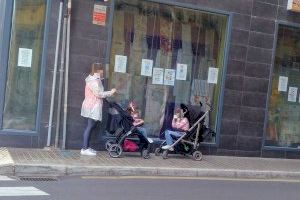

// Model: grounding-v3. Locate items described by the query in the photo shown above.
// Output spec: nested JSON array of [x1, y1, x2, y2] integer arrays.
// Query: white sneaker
[[88, 148, 97, 153], [162, 145, 174, 151], [147, 138, 153, 143], [162, 145, 170, 150], [80, 148, 96, 156]]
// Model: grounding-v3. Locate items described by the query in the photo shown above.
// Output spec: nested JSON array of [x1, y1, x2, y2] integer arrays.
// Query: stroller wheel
[[162, 150, 168, 159], [141, 148, 150, 159], [105, 139, 114, 151], [154, 148, 161, 156], [192, 151, 203, 161], [108, 144, 123, 158]]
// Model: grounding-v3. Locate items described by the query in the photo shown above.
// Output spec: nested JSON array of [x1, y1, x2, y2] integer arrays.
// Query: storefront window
[[109, 0, 228, 141], [266, 24, 300, 148], [2, 0, 47, 131]]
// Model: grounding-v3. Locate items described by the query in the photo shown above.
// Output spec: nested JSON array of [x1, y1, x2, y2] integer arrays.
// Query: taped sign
[[93, 4, 107, 26]]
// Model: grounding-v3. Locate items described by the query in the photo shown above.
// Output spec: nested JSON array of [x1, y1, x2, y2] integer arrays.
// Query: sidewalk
[[1, 147, 300, 179]]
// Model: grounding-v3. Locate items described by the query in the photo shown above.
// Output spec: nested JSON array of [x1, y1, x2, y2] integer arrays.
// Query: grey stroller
[[155, 103, 214, 160]]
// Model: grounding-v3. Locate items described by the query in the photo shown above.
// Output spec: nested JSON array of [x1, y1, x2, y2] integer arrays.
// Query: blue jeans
[[136, 127, 148, 138], [164, 130, 184, 146]]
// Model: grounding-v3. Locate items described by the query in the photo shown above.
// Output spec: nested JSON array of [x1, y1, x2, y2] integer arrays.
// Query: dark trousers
[[82, 118, 97, 149]]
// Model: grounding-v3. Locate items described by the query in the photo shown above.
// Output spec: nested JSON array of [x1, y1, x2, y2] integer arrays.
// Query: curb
[[14, 164, 66, 177], [3, 164, 300, 180], [0, 164, 14, 176]]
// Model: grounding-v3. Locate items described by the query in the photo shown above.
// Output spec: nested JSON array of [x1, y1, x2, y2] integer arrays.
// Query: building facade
[[0, 0, 300, 158]]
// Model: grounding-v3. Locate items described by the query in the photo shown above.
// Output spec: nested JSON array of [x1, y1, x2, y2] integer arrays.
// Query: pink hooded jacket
[[81, 74, 113, 121]]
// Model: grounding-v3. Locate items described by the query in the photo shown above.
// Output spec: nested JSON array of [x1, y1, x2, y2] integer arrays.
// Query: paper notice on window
[[278, 76, 288, 92], [288, 87, 298, 102], [207, 67, 219, 84], [176, 63, 187, 80], [114, 55, 127, 73], [164, 69, 176, 86], [152, 68, 164, 85], [18, 48, 32, 67], [141, 59, 153, 77]]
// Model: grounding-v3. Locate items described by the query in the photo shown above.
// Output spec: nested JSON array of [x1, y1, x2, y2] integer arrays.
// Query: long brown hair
[[90, 63, 103, 76]]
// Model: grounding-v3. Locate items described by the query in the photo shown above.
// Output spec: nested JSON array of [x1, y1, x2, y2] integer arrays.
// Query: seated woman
[[162, 107, 190, 151], [127, 103, 153, 144]]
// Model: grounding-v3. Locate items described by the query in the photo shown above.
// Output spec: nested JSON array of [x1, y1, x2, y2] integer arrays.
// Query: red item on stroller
[[123, 139, 138, 152]]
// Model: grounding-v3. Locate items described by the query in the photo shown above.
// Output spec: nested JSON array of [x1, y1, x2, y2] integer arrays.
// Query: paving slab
[[1, 147, 300, 179]]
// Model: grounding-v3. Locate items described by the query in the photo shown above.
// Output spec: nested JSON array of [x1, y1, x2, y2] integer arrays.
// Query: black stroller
[[155, 103, 214, 161], [104, 100, 152, 159]]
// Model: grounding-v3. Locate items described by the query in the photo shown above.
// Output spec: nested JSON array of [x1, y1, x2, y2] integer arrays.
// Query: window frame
[[0, 0, 51, 136], [263, 20, 300, 151], [105, 0, 233, 147]]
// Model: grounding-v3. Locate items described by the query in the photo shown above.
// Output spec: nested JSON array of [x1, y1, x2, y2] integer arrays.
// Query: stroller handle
[[197, 100, 213, 112], [205, 102, 213, 111], [200, 97, 213, 112], [103, 98, 111, 105]]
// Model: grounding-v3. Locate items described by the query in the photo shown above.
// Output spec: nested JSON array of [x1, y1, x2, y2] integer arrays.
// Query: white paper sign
[[152, 68, 164, 85], [207, 67, 219, 84], [18, 48, 32, 67], [114, 55, 127, 73], [164, 69, 176, 86], [288, 87, 298, 102], [278, 76, 288, 92], [141, 59, 153, 77], [176, 63, 187, 80]]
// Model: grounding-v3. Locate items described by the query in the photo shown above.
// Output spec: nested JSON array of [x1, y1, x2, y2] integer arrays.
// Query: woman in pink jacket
[[80, 63, 116, 156]]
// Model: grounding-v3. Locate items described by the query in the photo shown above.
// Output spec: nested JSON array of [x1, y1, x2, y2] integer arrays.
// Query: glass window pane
[[2, 0, 47, 131], [109, 0, 228, 142], [266, 24, 300, 148]]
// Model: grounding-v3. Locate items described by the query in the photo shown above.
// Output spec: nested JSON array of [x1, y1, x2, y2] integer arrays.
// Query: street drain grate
[[19, 177, 58, 182]]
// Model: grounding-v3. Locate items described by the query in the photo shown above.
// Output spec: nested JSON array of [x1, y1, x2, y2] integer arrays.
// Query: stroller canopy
[[105, 100, 134, 132], [180, 104, 204, 125], [180, 104, 206, 142]]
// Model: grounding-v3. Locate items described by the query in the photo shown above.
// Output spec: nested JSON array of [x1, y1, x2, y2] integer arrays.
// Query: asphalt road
[[0, 176, 299, 200]]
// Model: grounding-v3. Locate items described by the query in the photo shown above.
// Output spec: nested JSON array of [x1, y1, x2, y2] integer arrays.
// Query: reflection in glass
[[3, 0, 47, 131], [109, 0, 228, 142], [266, 24, 300, 148]]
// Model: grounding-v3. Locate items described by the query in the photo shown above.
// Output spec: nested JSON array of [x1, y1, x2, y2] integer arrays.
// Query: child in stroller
[[127, 102, 153, 144], [155, 103, 212, 160], [105, 100, 152, 159], [161, 107, 190, 151]]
